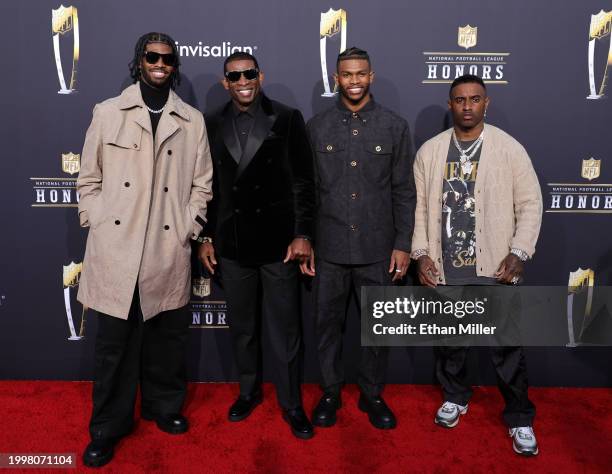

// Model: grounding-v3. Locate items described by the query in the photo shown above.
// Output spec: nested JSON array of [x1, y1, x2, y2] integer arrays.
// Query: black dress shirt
[[306, 99, 416, 265]]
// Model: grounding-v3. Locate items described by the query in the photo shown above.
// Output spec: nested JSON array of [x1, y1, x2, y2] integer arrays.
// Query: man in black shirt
[[305, 47, 416, 430], [198, 52, 316, 439]]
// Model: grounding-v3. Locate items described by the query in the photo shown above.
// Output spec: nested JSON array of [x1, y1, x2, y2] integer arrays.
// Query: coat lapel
[[155, 90, 190, 157], [118, 84, 152, 136], [235, 96, 277, 179], [221, 105, 242, 164]]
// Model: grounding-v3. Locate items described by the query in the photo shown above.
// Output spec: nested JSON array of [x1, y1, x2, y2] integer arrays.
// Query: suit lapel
[[221, 106, 242, 164], [235, 97, 276, 179]]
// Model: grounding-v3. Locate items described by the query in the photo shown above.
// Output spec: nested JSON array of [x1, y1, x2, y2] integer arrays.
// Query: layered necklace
[[452, 129, 484, 176]]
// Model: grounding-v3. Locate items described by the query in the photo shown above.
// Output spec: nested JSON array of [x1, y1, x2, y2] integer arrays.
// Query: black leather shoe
[[282, 406, 314, 440], [358, 394, 397, 429], [83, 438, 116, 468], [158, 414, 189, 434], [228, 392, 263, 422], [312, 393, 342, 427]]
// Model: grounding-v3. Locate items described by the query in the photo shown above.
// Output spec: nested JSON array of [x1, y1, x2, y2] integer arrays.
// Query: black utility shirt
[[306, 99, 416, 265]]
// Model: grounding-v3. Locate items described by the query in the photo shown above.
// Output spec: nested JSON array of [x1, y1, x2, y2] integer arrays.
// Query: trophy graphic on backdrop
[[52, 5, 79, 94], [63, 261, 87, 340], [320, 8, 347, 97], [566, 268, 595, 347], [587, 10, 612, 99]]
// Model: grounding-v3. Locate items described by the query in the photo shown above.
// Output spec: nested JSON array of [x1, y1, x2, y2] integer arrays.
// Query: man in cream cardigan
[[411, 74, 542, 456]]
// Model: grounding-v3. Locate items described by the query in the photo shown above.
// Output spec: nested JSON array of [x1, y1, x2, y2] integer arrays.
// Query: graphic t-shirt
[[441, 137, 494, 285]]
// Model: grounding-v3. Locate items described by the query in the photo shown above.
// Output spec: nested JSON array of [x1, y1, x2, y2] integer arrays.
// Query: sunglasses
[[224, 68, 259, 82], [143, 51, 177, 66]]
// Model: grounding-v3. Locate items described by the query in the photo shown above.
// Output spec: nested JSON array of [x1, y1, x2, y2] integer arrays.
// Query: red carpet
[[0, 382, 610, 472]]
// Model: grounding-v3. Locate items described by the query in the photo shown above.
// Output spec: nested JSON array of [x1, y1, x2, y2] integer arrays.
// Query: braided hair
[[129, 32, 181, 89]]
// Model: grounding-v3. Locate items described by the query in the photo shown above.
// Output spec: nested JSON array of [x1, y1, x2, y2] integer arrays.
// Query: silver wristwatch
[[510, 248, 529, 262], [411, 249, 429, 260]]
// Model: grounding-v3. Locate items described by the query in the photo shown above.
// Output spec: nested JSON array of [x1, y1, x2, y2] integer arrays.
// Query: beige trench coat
[[76, 84, 213, 320]]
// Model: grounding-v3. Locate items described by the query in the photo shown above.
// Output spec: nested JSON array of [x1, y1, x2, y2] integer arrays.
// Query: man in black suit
[[198, 52, 315, 439]]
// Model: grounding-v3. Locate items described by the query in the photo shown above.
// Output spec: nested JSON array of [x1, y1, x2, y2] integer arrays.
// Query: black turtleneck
[[140, 80, 170, 137]]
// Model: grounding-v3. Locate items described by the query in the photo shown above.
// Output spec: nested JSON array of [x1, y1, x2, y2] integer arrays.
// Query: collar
[[118, 83, 191, 121], [335, 95, 376, 120], [231, 94, 262, 118]]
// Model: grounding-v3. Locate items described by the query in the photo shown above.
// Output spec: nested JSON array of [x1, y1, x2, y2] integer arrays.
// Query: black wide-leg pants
[[89, 288, 191, 440], [314, 258, 392, 399], [435, 345, 535, 427]]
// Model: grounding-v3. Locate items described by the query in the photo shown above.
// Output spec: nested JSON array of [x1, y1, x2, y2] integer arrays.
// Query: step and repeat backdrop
[[1, 0, 611, 386]]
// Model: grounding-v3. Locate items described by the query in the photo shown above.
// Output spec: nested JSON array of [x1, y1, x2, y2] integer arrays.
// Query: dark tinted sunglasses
[[144, 51, 177, 66], [224, 68, 259, 82]]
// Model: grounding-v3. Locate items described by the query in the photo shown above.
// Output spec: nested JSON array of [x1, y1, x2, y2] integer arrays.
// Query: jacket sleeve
[[288, 109, 316, 238], [509, 144, 543, 257], [187, 112, 214, 238], [391, 122, 417, 252], [199, 116, 218, 239], [76, 104, 103, 228], [411, 146, 430, 253]]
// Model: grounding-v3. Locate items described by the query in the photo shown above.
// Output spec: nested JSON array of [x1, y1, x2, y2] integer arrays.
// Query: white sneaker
[[434, 401, 468, 428], [509, 426, 539, 456]]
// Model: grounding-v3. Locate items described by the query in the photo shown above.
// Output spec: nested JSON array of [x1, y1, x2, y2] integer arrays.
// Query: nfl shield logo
[[581, 158, 601, 181], [458, 25, 478, 50], [62, 152, 80, 175], [52, 5, 75, 35], [63, 261, 83, 288], [192, 277, 211, 298]]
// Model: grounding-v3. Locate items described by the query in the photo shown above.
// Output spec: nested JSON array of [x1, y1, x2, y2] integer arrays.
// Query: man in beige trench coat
[[76, 32, 212, 468]]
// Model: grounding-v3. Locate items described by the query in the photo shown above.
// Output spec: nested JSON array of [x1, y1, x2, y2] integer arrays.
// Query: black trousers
[[89, 288, 191, 440], [314, 258, 392, 398], [220, 257, 302, 410], [435, 283, 535, 427], [435, 345, 536, 427]]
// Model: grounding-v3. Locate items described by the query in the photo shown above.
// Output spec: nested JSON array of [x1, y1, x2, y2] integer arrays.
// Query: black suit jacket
[[202, 95, 315, 264]]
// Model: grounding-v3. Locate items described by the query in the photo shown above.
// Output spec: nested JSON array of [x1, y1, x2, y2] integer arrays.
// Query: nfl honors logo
[[581, 158, 601, 181], [458, 25, 477, 50], [62, 152, 80, 175], [422, 24, 509, 84], [547, 158, 612, 213]]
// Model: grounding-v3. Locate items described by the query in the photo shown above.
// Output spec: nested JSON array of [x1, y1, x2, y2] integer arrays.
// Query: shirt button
[[133, 144, 138, 149], [164, 186, 168, 192], [350, 193, 358, 200], [352, 129, 359, 136], [167, 150, 172, 155], [164, 225, 169, 230], [326, 145, 333, 151], [375, 145, 382, 152], [350, 224, 357, 231], [124, 182, 130, 187], [114, 220, 120, 225], [352, 112, 358, 118], [350, 160, 357, 167]]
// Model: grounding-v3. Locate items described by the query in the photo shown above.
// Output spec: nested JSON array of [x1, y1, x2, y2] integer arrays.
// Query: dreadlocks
[[129, 32, 181, 89]]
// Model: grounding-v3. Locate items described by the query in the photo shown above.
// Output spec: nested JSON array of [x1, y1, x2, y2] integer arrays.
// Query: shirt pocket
[[364, 140, 393, 184], [315, 141, 346, 188]]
